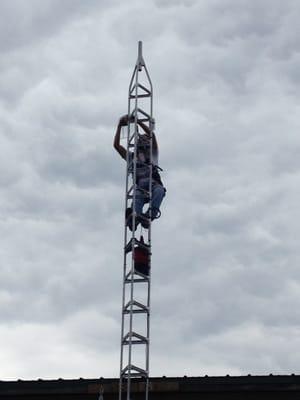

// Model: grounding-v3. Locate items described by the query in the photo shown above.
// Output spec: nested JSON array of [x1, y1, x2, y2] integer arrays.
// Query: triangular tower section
[[129, 83, 151, 99]]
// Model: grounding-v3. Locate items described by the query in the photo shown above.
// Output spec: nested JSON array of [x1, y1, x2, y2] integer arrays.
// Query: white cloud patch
[[0, 0, 300, 380]]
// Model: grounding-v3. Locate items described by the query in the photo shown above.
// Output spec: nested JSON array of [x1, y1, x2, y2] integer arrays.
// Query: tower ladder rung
[[130, 83, 151, 96], [123, 300, 149, 314], [129, 94, 151, 99], [122, 331, 148, 345], [125, 269, 150, 281], [121, 364, 148, 378]]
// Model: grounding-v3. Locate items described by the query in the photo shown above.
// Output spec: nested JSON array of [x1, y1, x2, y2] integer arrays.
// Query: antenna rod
[[138, 41, 143, 59], [137, 40, 145, 71]]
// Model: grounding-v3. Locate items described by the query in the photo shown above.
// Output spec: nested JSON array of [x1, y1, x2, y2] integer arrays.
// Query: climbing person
[[113, 114, 166, 230]]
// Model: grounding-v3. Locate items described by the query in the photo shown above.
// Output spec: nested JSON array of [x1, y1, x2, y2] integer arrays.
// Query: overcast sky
[[1, 0, 300, 380]]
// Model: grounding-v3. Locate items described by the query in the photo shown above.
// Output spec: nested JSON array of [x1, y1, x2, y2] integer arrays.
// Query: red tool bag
[[134, 236, 150, 276]]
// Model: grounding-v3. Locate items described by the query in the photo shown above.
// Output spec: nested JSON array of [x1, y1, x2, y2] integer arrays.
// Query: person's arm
[[137, 120, 158, 152], [113, 116, 127, 160]]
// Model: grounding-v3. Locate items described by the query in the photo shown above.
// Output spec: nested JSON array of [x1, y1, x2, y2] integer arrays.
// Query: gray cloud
[[0, 0, 300, 380]]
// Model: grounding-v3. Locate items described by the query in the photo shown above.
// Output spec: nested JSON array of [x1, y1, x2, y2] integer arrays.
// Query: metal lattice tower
[[119, 41, 154, 400]]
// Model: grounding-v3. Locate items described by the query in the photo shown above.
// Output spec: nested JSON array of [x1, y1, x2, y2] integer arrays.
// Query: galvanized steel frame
[[119, 42, 153, 400]]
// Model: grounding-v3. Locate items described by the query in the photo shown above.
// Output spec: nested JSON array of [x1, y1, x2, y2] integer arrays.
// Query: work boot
[[140, 212, 150, 229], [126, 208, 142, 231], [125, 207, 132, 230], [145, 207, 161, 221]]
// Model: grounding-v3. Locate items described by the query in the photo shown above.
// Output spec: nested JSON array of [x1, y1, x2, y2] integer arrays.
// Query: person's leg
[[133, 189, 145, 215], [150, 184, 166, 219], [127, 189, 146, 231], [133, 179, 149, 215]]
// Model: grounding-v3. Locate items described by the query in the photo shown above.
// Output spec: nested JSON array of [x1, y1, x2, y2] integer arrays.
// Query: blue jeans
[[133, 178, 166, 219]]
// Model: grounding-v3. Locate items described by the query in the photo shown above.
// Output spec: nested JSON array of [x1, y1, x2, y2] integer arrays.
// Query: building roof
[[1, 375, 300, 399]]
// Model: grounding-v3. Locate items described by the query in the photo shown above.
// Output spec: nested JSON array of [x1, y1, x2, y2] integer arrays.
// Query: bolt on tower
[[119, 41, 154, 400]]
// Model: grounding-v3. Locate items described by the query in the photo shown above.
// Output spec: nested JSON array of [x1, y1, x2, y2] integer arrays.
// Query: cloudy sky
[[1, 0, 300, 380]]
